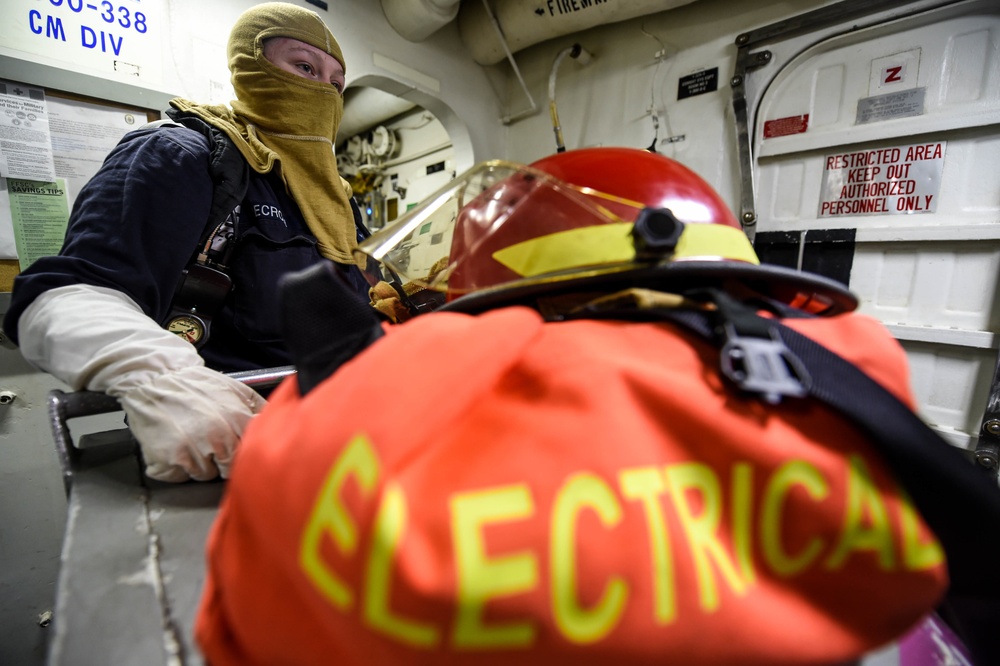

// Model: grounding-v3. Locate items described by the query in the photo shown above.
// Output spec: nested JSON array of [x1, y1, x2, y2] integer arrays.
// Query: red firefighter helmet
[[356, 147, 856, 316]]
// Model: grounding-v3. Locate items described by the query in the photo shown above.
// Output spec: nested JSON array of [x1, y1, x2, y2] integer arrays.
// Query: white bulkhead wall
[[484, 0, 843, 206]]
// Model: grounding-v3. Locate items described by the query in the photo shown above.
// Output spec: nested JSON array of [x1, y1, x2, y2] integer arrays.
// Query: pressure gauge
[[166, 313, 207, 346]]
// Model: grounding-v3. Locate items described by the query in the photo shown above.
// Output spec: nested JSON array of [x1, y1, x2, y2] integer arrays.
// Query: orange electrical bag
[[196, 306, 947, 665]]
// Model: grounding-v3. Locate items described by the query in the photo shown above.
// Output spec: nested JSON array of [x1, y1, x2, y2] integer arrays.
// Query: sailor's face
[[262, 37, 345, 93]]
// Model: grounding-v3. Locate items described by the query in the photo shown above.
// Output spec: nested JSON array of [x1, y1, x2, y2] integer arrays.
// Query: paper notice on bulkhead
[[0, 81, 57, 182], [8, 178, 70, 269]]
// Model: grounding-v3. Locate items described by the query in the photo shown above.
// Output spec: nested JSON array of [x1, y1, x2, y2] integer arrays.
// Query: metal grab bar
[[49, 365, 296, 494]]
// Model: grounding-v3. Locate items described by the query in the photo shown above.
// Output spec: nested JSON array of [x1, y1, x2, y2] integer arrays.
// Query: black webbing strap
[[567, 289, 1000, 663], [162, 110, 250, 267]]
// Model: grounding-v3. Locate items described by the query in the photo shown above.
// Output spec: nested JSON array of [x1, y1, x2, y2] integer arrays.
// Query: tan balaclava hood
[[170, 2, 359, 265]]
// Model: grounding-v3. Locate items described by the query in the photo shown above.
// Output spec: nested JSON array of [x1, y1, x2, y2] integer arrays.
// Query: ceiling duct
[[458, 0, 702, 66], [380, 0, 463, 41], [336, 87, 418, 144]]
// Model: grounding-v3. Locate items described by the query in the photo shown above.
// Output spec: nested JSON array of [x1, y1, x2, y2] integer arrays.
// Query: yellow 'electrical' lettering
[[551, 473, 628, 643], [761, 460, 828, 576], [451, 484, 538, 648], [619, 467, 676, 624], [300, 434, 381, 609], [363, 482, 440, 647], [666, 463, 749, 612], [897, 486, 945, 570], [731, 463, 757, 585], [297, 437, 945, 654], [826, 455, 895, 570]]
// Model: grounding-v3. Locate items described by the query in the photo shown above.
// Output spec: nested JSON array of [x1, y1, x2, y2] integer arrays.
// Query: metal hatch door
[[734, 0, 1000, 464]]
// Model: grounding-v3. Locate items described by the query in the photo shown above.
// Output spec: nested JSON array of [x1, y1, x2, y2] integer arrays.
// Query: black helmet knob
[[632, 207, 684, 260]]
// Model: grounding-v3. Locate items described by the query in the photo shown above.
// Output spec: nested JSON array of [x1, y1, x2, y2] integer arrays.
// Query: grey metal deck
[[47, 425, 221, 666], [42, 369, 293, 666]]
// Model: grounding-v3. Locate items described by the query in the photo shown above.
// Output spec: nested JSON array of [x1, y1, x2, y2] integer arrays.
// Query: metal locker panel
[[901, 341, 996, 444], [755, 2, 1000, 157], [850, 240, 1000, 330], [743, 0, 1000, 452]]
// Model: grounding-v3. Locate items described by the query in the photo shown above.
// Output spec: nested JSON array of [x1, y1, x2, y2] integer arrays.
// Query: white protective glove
[[18, 284, 267, 482]]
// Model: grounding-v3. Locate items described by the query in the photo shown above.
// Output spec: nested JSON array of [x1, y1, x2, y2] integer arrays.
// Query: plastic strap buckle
[[719, 323, 811, 405]]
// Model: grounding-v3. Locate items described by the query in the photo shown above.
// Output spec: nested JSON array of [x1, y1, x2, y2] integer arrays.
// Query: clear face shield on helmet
[[355, 159, 761, 314]]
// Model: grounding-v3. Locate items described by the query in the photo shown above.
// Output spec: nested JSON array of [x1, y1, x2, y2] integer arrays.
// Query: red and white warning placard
[[819, 141, 946, 217]]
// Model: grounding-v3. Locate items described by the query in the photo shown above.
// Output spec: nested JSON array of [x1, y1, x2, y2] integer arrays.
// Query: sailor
[[3, 3, 373, 483]]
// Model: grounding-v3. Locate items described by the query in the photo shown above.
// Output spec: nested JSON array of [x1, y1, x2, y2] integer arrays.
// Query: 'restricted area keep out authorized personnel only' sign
[[818, 141, 946, 218]]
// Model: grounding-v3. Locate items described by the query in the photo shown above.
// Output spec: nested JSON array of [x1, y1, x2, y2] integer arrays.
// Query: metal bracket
[[49, 365, 296, 495], [974, 358, 1000, 477], [975, 423, 999, 471], [731, 47, 773, 241]]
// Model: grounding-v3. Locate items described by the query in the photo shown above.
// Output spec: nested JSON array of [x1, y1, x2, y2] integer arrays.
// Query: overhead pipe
[[477, 0, 540, 125], [548, 43, 593, 152], [381, 140, 454, 168], [378, 0, 703, 62], [379, 0, 462, 42], [458, 0, 701, 66]]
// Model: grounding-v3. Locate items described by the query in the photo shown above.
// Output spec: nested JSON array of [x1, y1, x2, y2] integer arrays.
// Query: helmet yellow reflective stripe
[[492, 222, 759, 279]]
